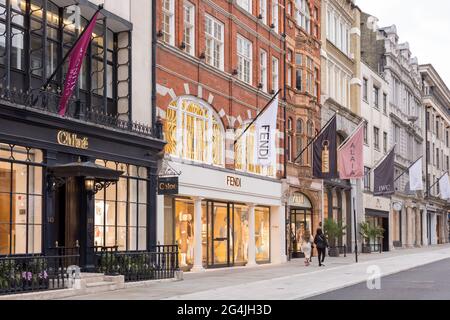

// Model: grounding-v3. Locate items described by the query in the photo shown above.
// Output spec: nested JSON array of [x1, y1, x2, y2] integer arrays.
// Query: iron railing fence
[[94, 245, 179, 282], [0, 253, 80, 296], [0, 87, 159, 138]]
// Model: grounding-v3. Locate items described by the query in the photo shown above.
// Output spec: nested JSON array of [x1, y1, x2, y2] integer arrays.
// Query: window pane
[[94, 226, 104, 247], [117, 177, 127, 202], [28, 224, 41, 254], [138, 228, 146, 250], [128, 227, 137, 251], [128, 179, 137, 203], [117, 227, 126, 251], [13, 163, 27, 194], [255, 207, 270, 262], [28, 195, 42, 225], [117, 202, 127, 227], [29, 166, 42, 195], [94, 200, 105, 226], [105, 201, 116, 226], [105, 183, 116, 201], [12, 224, 27, 254], [129, 203, 137, 227], [0, 223, 9, 254], [138, 180, 147, 203], [105, 226, 116, 246], [138, 204, 146, 228]]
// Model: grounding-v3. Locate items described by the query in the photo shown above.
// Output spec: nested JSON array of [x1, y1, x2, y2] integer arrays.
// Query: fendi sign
[[227, 176, 242, 188], [57, 130, 89, 150]]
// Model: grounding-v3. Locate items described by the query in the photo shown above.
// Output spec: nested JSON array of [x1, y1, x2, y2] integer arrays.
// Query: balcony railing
[[0, 86, 161, 139], [0, 253, 80, 296], [93, 245, 179, 282]]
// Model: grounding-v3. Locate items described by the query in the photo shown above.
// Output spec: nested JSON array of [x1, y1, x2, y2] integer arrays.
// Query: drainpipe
[[151, 0, 157, 134]]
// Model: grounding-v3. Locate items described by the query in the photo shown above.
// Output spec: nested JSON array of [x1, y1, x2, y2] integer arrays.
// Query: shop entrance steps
[[77, 273, 125, 294]]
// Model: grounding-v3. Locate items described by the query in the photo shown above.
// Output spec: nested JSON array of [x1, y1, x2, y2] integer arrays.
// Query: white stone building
[[420, 64, 450, 246], [360, 61, 392, 252]]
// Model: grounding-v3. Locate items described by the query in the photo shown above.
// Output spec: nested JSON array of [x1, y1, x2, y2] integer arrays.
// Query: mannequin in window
[[179, 212, 193, 267]]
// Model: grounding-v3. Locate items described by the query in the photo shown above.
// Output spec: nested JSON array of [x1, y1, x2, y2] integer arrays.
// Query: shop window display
[[175, 199, 195, 267], [0, 144, 43, 256], [94, 160, 148, 251], [255, 207, 270, 262]]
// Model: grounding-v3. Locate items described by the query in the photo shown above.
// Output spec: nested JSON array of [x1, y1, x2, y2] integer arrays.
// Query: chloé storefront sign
[[57, 130, 89, 150]]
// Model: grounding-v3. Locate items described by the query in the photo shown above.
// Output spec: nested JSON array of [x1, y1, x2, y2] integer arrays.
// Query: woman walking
[[301, 229, 313, 266], [314, 228, 328, 267]]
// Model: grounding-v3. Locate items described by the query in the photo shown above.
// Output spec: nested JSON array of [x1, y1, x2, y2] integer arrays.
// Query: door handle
[[214, 238, 227, 241]]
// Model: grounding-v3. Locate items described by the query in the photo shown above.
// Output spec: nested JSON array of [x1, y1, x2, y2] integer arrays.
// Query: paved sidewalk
[[62, 245, 450, 300]]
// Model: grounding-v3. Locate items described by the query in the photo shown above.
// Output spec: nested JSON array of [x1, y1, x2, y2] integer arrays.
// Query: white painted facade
[[88, 0, 153, 126], [360, 62, 392, 249], [156, 159, 287, 271]]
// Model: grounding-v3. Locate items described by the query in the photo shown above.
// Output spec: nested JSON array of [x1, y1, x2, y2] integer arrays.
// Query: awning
[[49, 161, 124, 182], [365, 209, 389, 219]]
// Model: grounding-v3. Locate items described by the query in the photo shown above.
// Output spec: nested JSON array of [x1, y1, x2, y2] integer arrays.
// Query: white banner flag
[[409, 158, 423, 191], [255, 97, 279, 166], [439, 173, 450, 200]]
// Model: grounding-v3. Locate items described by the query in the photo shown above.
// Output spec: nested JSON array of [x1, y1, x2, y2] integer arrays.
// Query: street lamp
[[85, 177, 95, 192]]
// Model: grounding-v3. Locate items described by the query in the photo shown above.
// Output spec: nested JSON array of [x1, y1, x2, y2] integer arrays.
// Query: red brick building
[[283, 0, 323, 259], [155, 0, 288, 270]]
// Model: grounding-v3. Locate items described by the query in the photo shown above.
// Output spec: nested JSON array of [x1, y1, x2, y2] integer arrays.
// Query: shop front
[[160, 160, 285, 271], [288, 192, 319, 259], [365, 209, 390, 252], [0, 103, 165, 270]]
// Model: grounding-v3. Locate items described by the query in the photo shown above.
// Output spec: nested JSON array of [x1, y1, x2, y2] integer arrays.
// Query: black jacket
[[314, 234, 328, 249]]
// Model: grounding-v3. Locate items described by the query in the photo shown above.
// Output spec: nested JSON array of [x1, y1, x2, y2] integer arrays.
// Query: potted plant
[[359, 222, 372, 253], [323, 218, 346, 257], [359, 222, 385, 253]]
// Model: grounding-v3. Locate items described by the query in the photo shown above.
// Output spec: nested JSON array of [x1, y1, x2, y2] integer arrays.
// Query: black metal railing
[[0, 86, 159, 138], [362, 243, 383, 253], [47, 246, 80, 268], [0, 253, 80, 296], [94, 245, 179, 283]]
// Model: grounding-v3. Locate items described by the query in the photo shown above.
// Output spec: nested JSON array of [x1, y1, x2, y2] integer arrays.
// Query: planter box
[[328, 247, 340, 257], [362, 246, 372, 254]]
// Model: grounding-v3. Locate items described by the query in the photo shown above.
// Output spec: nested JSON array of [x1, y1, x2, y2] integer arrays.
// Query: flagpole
[[427, 171, 448, 194], [41, 4, 103, 90], [338, 120, 367, 151], [371, 144, 397, 173], [353, 189, 358, 263], [234, 89, 281, 145], [293, 112, 337, 163], [392, 156, 424, 184]]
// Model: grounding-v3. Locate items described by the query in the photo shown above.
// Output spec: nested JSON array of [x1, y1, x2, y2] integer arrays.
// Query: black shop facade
[[0, 102, 165, 270]]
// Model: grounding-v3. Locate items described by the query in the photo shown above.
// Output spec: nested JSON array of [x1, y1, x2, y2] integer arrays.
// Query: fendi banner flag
[[254, 96, 279, 166]]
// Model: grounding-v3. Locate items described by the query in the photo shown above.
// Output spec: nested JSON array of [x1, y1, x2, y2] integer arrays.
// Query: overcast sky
[[356, 0, 450, 86]]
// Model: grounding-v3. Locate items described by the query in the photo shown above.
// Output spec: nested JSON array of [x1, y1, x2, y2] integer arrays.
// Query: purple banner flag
[[58, 11, 100, 116]]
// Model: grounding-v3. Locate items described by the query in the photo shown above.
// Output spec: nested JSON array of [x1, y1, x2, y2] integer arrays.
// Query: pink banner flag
[[338, 124, 364, 179], [58, 11, 100, 116]]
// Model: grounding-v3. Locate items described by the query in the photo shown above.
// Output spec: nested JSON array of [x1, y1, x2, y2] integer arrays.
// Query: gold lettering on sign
[[57, 131, 89, 150], [227, 176, 242, 188]]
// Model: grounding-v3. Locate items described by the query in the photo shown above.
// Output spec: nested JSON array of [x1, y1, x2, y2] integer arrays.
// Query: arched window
[[296, 0, 311, 33], [164, 97, 225, 166], [288, 117, 293, 162], [296, 119, 303, 134], [307, 120, 314, 137]]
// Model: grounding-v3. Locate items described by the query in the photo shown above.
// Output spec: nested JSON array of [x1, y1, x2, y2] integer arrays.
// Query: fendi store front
[[159, 160, 286, 271]]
